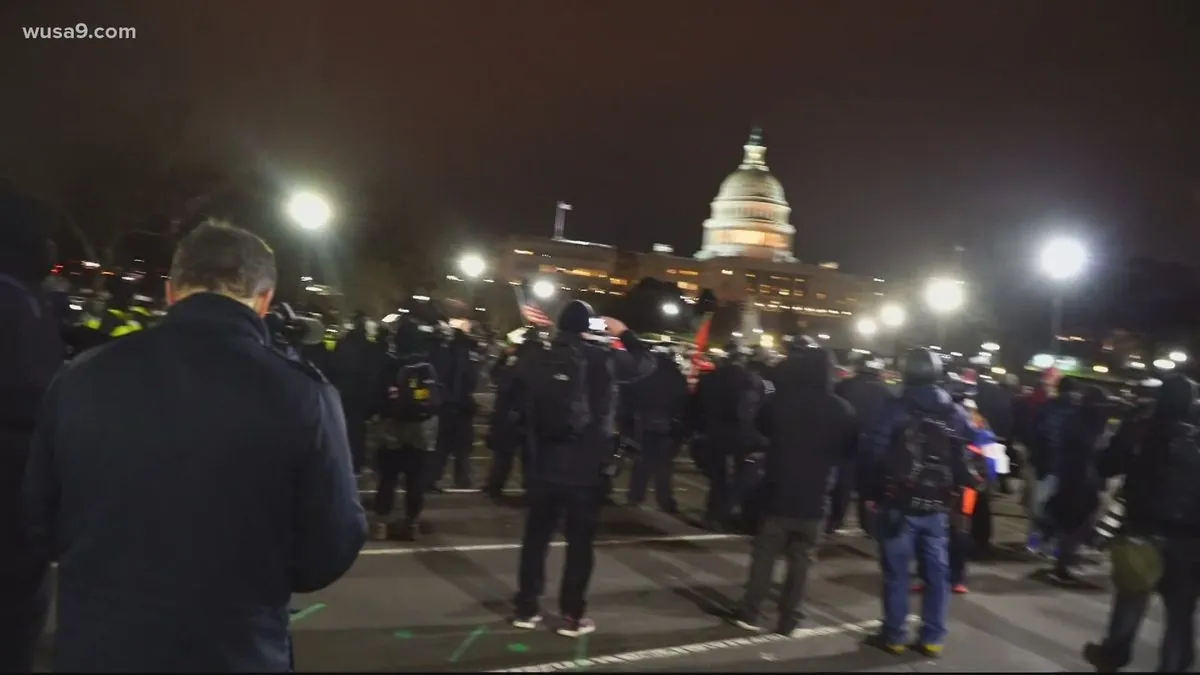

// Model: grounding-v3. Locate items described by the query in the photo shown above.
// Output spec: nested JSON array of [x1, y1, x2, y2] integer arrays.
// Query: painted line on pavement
[[449, 625, 490, 663], [289, 602, 326, 624], [490, 616, 914, 672], [360, 532, 745, 556]]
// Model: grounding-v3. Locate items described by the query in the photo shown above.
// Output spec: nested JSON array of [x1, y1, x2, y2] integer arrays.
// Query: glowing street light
[[531, 279, 556, 300], [1039, 237, 1087, 281], [458, 253, 486, 279], [1154, 358, 1177, 371], [661, 302, 680, 317], [981, 341, 1000, 352], [856, 317, 878, 337], [924, 278, 965, 314], [880, 303, 906, 328], [1039, 236, 1087, 353], [284, 190, 332, 231], [1169, 350, 1188, 364]]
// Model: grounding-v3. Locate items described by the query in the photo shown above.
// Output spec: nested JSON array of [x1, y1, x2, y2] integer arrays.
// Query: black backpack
[[1156, 422, 1200, 527], [395, 361, 441, 421], [884, 403, 957, 513], [526, 344, 592, 442]]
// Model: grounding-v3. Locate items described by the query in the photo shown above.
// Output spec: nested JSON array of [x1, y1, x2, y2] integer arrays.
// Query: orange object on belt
[[961, 488, 978, 516]]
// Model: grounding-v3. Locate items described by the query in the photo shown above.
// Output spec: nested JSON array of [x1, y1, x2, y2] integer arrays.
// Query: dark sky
[[3, 0, 1199, 288]]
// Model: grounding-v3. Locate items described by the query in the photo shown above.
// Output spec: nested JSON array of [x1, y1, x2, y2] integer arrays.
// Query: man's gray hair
[[169, 220, 277, 298]]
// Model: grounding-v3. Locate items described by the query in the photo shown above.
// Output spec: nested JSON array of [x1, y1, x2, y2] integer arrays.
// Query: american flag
[[514, 284, 555, 327], [520, 302, 552, 326]]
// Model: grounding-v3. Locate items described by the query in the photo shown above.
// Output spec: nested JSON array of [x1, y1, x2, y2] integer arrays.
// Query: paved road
[[34, 425, 1172, 672]]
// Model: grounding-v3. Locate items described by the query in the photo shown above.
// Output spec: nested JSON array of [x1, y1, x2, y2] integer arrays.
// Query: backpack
[[883, 403, 957, 513], [395, 361, 441, 421], [1156, 422, 1200, 527], [526, 344, 592, 442]]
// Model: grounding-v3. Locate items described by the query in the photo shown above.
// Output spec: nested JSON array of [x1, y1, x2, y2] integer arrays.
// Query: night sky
[[3, 1, 1199, 294]]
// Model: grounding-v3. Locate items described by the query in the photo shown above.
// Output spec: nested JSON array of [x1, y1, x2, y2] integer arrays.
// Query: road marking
[[394, 629, 413, 639], [490, 616, 907, 672], [450, 625, 489, 662], [289, 602, 326, 624], [360, 532, 745, 556]]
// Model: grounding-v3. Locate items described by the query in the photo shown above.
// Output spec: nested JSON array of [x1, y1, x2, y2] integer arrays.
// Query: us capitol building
[[494, 129, 895, 346]]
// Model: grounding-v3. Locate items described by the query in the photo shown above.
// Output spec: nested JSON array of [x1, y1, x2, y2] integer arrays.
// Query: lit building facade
[[492, 130, 899, 348]]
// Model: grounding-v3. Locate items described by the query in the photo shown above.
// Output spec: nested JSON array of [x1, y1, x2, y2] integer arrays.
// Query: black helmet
[[902, 347, 942, 386]]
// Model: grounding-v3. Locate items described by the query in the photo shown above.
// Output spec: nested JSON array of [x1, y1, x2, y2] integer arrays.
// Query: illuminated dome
[[697, 128, 795, 261]]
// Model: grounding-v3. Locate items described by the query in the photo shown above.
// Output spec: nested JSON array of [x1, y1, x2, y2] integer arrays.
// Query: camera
[[266, 303, 325, 352]]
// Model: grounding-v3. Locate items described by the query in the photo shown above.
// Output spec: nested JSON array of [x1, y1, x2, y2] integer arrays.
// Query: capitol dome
[[696, 128, 795, 262]]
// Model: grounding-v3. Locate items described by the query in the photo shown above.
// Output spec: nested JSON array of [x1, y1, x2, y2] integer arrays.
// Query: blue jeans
[[878, 510, 950, 645]]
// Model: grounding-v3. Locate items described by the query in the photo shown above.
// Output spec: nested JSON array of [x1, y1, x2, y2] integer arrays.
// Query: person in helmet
[[859, 348, 978, 657]]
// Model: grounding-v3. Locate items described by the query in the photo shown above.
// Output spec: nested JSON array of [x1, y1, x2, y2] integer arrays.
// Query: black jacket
[[759, 347, 857, 520], [506, 330, 654, 487], [692, 361, 767, 458], [22, 293, 366, 672], [624, 352, 689, 441], [834, 372, 893, 440], [0, 201, 62, 588], [1099, 374, 1200, 537], [329, 329, 385, 407]]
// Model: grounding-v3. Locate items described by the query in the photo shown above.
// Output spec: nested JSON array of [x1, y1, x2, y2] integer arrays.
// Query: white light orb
[[856, 317, 878, 337], [458, 253, 486, 279], [285, 191, 332, 231], [531, 279, 556, 300], [924, 278, 965, 313], [880, 303, 906, 328], [1039, 237, 1087, 281]]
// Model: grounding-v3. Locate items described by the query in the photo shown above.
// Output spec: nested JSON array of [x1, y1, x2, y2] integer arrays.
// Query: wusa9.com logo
[[23, 23, 136, 39]]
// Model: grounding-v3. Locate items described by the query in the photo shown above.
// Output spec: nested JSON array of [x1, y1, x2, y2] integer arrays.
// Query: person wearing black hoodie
[[0, 192, 63, 672], [507, 300, 654, 638], [1045, 384, 1109, 584], [329, 313, 383, 475], [729, 336, 856, 636], [1085, 374, 1200, 672], [372, 319, 441, 541]]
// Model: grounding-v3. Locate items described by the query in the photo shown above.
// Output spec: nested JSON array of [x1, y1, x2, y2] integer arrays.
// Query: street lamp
[[285, 190, 332, 231], [532, 279, 556, 300], [981, 341, 1000, 353], [1169, 350, 1189, 364], [661, 302, 680, 317], [856, 317, 878, 337], [1154, 358, 1177, 371], [1039, 236, 1087, 352], [458, 253, 486, 280], [924, 277, 964, 346], [880, 303, 905, 329]]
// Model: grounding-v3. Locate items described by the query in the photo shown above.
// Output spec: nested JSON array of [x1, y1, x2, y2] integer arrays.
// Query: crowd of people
[[2, 191, 1199, 672]]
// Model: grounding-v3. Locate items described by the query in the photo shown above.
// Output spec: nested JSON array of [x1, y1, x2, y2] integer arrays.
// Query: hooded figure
[[0, 191, 63, 672], [729, 337, 856, 635]]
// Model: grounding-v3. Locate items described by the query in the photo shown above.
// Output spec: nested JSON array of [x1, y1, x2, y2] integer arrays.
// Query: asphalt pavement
[[33, 410, 1176, 671]]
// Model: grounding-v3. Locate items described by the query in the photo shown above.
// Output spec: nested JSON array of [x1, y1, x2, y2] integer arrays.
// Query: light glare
[[1039, 237, 1087, 281]]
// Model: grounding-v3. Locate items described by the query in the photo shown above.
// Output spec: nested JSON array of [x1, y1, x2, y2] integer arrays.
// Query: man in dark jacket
[[508, 301, 654, 637], [1085, 374, 1200, 672], [692, 345, 768, 531], [625, 345, 688, 513], [0, 192, 63, 673], [729, 337, 856, 636], [1027, 376, 1081, 552], [859, 348, 976, 656], [428, 324, 481, 490], [829, 358, 893, 534], [329, 313, 383, 475], [22, 222, 366, 672], [484, 332, 542, 498]]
